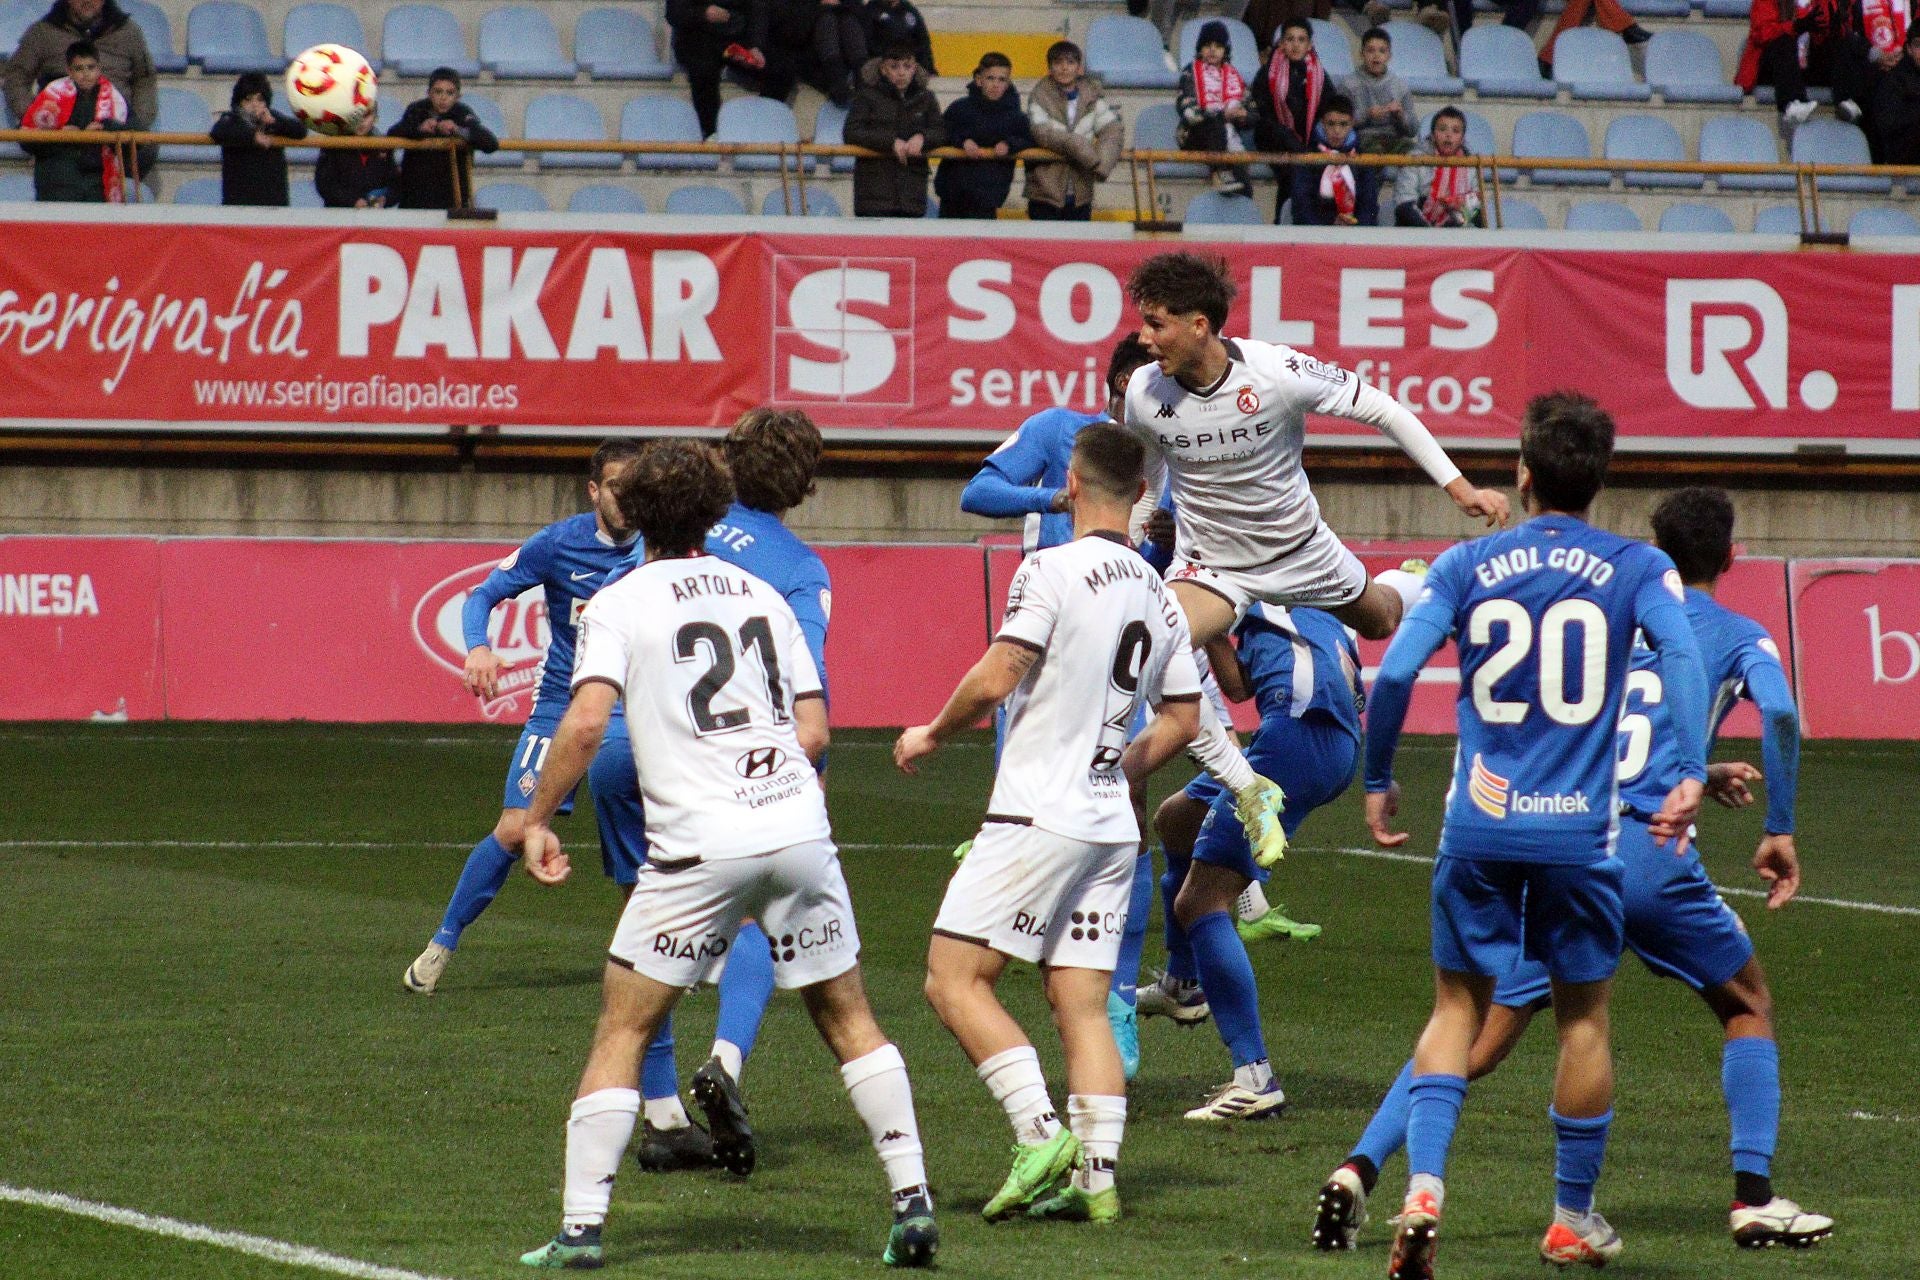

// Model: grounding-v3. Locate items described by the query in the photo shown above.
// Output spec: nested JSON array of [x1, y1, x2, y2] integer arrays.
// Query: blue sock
[[1352, 1060, 1416, 1171], [1109, 848, 1154, 1005], [431, 834, 517, 950], [1406, 1073, 1469, 1179], [1550, 1107, 1612, 1214], [1722, 1036, 1780, 1183], [642, 1013, 679, 1102], [1160, 850, 1196, 983], [714, 922, 775, 1061], [1188, 910, 1266, 1068]]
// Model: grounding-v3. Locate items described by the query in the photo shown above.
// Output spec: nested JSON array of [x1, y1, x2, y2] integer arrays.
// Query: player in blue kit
[[404, 439, 650, 1000], [1359, 393, 1709, 1280], [1316, 487, 1830, 1255], [1137, 602, 1362, 1120]]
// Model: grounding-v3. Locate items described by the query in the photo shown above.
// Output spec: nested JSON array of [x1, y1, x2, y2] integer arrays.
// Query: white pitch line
[[0, 1184, 461, 1280]]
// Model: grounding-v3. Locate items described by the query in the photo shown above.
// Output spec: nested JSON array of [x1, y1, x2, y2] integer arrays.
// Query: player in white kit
[[896, 424, 1213, 1226], [516, 440, 937, 1271]]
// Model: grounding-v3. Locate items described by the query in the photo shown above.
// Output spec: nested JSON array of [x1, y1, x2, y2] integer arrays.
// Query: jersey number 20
[[1469, 598, 1608, 727], [675, 617, 787, 735]]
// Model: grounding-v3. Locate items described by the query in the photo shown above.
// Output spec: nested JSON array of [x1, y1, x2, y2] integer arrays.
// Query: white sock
[[1067, 1094, 1126, 1194], [840, 1043, 930, 1200], [562, 1088, 640, 1229], [642, 1094, 689, 1129], [1408, 1172, 1445, 1211], [1375, 568, 1426, 621], [1234, 1059, 1274, 1092], [977, 1045, 1062, 1145], [1235, 881, 1270, 923], [710, 1039, 744, 1084]]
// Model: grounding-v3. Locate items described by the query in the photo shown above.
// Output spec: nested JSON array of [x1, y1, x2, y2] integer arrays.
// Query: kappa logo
[[1236, 384, 1259, 414], [881, 1130, 909, 1143], [1468, 753, 1511, 819], [736, 746, 787, 778], [1154, 401, 1179, 419]]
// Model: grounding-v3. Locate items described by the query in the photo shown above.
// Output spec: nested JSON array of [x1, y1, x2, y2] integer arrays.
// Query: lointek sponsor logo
[[1663, 279, 1839, 412], [411, 561, 550, 719]]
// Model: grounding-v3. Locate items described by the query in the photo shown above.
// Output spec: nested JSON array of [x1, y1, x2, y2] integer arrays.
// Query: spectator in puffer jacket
[[934, 52, 1033, 218], [844, 42, 946, 216], [1024, 40, 1123, 221]]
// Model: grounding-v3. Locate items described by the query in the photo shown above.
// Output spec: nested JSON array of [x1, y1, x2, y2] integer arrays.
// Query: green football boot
[[982, 1129, 1080, 1222], [1236, 775, 1289, 869], [1237, 906, 1322, 943], [520, 1226, 603, 1269], [1028, 1183, 1121, 1224]]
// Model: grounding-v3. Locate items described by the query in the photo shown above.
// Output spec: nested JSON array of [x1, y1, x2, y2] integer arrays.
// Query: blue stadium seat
[[1752, 83, 1831, 106], [716, 97, 798, 172], [1492, 196, 1548, 229], [1644, 30, 1741, 104], [665, 184, 746, 215], [155, 86, 219, 163], [187, 1, 278, 74], [463, 93, 521, 168], [474, 180, 548, 210], [1790, 119, 1891, 193], [124, 0, 187, 72], [574, 9, 673, 80], [283, 3, 364, 59], [382, 4, 478, 78], [122, 178, 157, 202], [376, 90, 404, 134], [1700, 0, 1749, 17], [1605, 115, 1700, 188], [1134, 102, 1208, 178], [1461, 25, 1555, 98], [621, 95, 716, 169], [1184, 190, 1264, 225], [480, 6, 574, 79], [1564, 200, 1643, 231], [171, 175, 223, 204], [525, 93, 616, 168], [1176, 17, 1261, 79], [1753, 204, 1821, 233], [1086, 16, 1179, 90], [569, 183, 647, 213], [1621, 0, 1689, 14], [1700, 114, 1789, 190], [1383, 21, 1463, 94], [1512, 111, 1608, 186], [812, 99, 855, 174], [0, 171, 36, 202], [761, 187, 842, 216], [1, 0, 39, 55], [1554, 29, 1651, 100], [1307, 18, 1356, 78], [290, 179, 323, 207], [1657, 202, 1735, 232], [1849, 205, 1920, 236], [0, 97, 20, 160]]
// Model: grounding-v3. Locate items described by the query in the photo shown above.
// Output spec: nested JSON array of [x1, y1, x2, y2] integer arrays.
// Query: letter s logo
[[785, 267, 897, 398], [1665, 280, 1788, 410]]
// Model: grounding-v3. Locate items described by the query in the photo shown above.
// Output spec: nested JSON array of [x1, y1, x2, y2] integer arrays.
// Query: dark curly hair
[[725, 408, 823, 515], [1650, 486, 1735, 585], [1520, 391, 1615, 513], [612, 440, 733, 557], [1127, 252, 1236, 334]]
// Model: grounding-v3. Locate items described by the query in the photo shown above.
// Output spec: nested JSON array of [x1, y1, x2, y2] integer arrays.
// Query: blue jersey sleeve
[[783, 559, 832, 699], [461, 530, 550, 652], [1137, 486, 1177, 575], [1634, 570, 1708, 786], [1363, 558, 1459, 792], [1739, 646, 1799, 834], [962, 415, 1064, 519]]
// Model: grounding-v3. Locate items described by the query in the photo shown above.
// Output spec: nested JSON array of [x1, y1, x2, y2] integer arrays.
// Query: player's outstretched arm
[[522, 680, 617, 885], [961, 417, 1065, 519], [894, 641, 1038, 774], [1362, 615, 1446, 847]]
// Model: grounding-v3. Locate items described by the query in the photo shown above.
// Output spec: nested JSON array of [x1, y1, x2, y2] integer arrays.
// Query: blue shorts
[[1185, 711, 1357, 883], [588, 723, 648, 886], [1431, 853, 1624, 986], [1494, 818, 1752, 1006], [501, 719, 577, 815]]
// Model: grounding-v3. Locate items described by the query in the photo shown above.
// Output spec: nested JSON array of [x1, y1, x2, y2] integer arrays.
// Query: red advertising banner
[[2, 217, 1915, 447], [1788, 559, 1920, 739], [0, 535, 164, 720]]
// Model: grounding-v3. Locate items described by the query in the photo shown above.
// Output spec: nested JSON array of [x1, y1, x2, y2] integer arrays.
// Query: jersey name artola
[[989, 533, 1204, 843], [572, 554, 829, 862]]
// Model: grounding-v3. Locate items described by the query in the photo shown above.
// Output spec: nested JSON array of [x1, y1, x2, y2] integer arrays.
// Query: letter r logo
[[1665, 280, 1789, 410]]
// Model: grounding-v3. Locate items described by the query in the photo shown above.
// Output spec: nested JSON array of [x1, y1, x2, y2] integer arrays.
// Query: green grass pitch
[[0, 723, 1914, 1279]]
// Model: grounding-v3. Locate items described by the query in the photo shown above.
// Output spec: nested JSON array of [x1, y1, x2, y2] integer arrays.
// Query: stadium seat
[[171, 175, 223, 204], [574, 9, 674, 80], [1849, 205, 1920, 236], [122, 178, 157, 202], [0, 0, 38, 55], [1605, 115, 1701, 188], [1461, 25, 1555, 98], [1134, 102, 1208, 178], [1307, 18, 1355, 77], [1512, 111, 1608, 186], [1177, 17, 1261, 79], [283, 3, 364, 59], [155, 86, 219, 163], [480, 6, 574, 79], [1700, 0, 1750, 17], [761, 187, 843, 216], [474, 180, 548, 211], [665, 184, 746, 215], [455, 93, 519, 169], [186, 1, 278, 74], [1086, 16, 1179, 90], [0, 171, 35, 202], [290, 179, 323, 207], [1657, 202, 1735, 232], [1644, 31, 1742, 104], [124, 0, 187, 72], [1699, 114, 1790, 190], [0, 98, 20, 160], [1564, 200, 1643, 231], [621, 95, 716, 170], [569, 183, 647, 213], [1790, 119, 1891, 193], [812, 100, 855, 174], [1382, 21, 1463, 95], [1492, 196, 1548, 229], [716, 97, 798, 172], [1621, 0, 1689, 14], [1184, 190, 1264, 225], [1752, 83, 1832, 105], [376, 91, 405, 134], [1753, 203, 1820, 233], [1553, 29, 1651, 100], [525, 93, 617, 168], [382, 4, 478, 78]]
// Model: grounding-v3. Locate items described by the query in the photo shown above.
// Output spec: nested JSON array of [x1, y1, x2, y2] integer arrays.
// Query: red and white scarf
[[1193, 58, 1246, 114], [24, 74, 129, 202], [1863, 0, 1912, 53], [1422, 156, 1470, 226], [1317, 148, 1355, 218], [1265, 50, 1323, 138]]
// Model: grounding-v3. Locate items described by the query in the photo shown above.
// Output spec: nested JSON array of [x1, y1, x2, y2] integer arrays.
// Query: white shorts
[[608, 838, 860, 990], [1167, 519, 1368, 621], [932, 822, 1138, 969]]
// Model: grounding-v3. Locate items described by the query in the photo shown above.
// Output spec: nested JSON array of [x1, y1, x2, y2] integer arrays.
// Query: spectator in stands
[[1737, 0, 1864, 124], [315, 111, 397, 208], [1178, 21, 1257, 195], [935, 52, 1032, 218], [211, 73, 307, 207], [20, 39, 128, 202], [1835, 0, 1906, 145], [1393, 104, 1483, 225], [1541, 0, 1651, 74], [1023, 39, 1122, 221], [387, 68, 498, 209], [1875, 22, 1920, 161], [1244, 0, 1332, 55], [1254, 18, 1329, 221], [863, 0, 935, 75], [1361, 0, 1452, 43], [4, 0, 155, 132], [1344, 26, 1417, 154], [667, 0, 771, 137], [1292, 92, 1380, 223], [845, 41, 945, 216], [791, 0, 869, 106]]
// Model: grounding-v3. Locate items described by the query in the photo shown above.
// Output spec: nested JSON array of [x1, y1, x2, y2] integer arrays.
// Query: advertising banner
[[1788, 558, 1920, 739], [0, 535, 164, 720]]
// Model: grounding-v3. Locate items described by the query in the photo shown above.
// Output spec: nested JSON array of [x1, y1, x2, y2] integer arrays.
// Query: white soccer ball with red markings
[[285, 43, 377, 136]]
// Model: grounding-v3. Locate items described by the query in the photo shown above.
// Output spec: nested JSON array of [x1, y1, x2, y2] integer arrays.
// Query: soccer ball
[[285, 44, 376, 136]]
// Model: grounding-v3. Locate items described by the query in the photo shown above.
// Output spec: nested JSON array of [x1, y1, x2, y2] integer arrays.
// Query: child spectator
[[1292, 92, 1380, 224], [211, 72, 306, 207], [1342, 27, 1417, 154], [1736, 0, 1862, 124], [1393, 104, 1483, 226], [863, 0, 935, 74], [934, 51, 1032, 218], [844, 42, 945, 216], [1023, 39, 1123, 221], [20, 40, 128, 203], [1876, 23, 1920, 162], [1254, 18, 1329, 220], [387, 67, 499, 209], [315, 111, 397, 207], [1177, 20, 1256, 195]]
